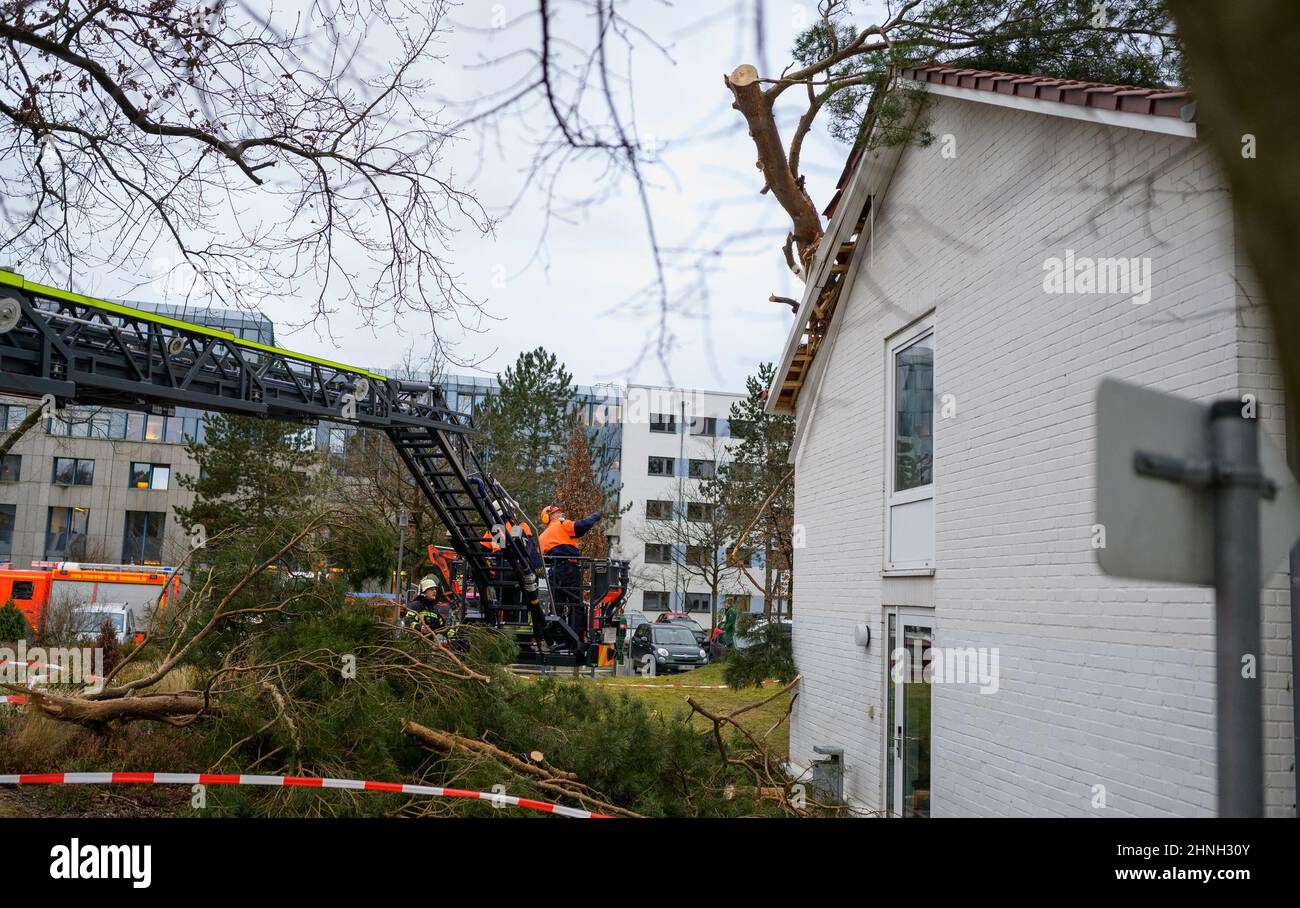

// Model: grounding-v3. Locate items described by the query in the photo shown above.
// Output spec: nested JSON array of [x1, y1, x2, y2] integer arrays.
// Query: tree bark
[[0, 405, 43, 459], [24, 689, 209, 729], [726, 65, 824, 275], [1164, 1, 1300, 400]]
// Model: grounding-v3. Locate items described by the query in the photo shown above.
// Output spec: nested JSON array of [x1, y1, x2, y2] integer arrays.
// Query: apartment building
[[617, 384, 767, 620]]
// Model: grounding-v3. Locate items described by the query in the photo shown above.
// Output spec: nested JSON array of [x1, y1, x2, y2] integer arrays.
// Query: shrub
[[95, 618, 122, 677], [0, 600, 33, 644], [724, 622, 796, 689]]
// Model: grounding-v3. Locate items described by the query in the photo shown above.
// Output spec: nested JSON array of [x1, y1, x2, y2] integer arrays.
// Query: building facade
[[0, 303, 274, 570], [767, 68, 1294, 816], [617, 384, 768, 620]]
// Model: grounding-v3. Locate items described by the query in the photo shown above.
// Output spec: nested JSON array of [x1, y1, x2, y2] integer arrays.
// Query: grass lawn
[[573, 664, 792, 760]]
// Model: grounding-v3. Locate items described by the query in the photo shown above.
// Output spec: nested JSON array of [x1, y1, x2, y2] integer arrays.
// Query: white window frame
[[884, 319, 935, 574]]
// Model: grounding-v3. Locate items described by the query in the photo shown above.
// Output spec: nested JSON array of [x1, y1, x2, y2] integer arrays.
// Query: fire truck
[[0, 561, 178, 639], [0, 272, 626, 664]]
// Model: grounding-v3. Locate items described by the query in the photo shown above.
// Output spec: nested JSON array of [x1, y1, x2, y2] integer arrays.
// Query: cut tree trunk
[[24, 689, 209, 730], [726, 64, 824, 275], [0, 406, 43, 459]]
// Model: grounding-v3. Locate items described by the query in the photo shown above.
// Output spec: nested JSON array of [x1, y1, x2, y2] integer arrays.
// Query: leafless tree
[[633, 443, 752, 628], [0, 0, 490, 345]]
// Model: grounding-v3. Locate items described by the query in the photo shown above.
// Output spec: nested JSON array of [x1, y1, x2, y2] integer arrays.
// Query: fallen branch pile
[[687, 674, 806, 815], [403, 721, 643, 819]]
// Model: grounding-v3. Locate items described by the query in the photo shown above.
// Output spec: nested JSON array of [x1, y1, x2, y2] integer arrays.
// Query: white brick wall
[[787, 93, 1295, 817]]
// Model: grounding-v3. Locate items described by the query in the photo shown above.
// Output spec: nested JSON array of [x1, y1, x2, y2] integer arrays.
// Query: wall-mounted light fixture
[[854, 622, 871, 648]]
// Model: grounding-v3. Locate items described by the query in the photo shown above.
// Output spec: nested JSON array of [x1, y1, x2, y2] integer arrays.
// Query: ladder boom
[[0, 275, 539, 616]]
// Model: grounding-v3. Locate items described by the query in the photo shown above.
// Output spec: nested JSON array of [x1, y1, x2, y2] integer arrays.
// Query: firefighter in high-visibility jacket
[[539, 505, 602, 647], [481, 521, 547, 648], [404, 575, 448, 636]]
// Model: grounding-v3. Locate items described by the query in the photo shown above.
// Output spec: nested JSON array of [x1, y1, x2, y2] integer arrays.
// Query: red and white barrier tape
[[0, 771, 611, 818], [516, 675, 778, 690], [603, 682, 733, 689], [0, 695, 28, 705], [0, 660, 103, 683]]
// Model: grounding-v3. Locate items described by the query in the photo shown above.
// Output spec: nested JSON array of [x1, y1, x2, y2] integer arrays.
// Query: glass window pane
[[0, 504, 14, 559], [164, 416, 183, 444], [76, 460, 94, 485], [153, 466, 170, 491], [130, 463, 151, 489], [122, 511, 165, 564], [46, 507, 89, 560], [89, 411, 111, 438], [145, 415, 164, 441], [126, 413, 145, 440], [53, 458, 75, 485], [894, 335, 934, 492], [886, 614, 897, 815], [901, 623, 933, 818]]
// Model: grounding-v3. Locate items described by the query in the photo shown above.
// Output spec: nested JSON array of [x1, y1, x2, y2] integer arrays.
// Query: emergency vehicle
[[0, 562, 178, 637]]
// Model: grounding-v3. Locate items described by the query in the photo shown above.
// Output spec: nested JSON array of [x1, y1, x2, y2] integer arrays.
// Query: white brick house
[[766, 67, 1294, 817]]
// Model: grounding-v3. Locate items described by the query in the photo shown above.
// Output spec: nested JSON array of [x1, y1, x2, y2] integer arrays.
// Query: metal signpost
[[1096, 378, 1300, 817], [395, 508, 409, 629]]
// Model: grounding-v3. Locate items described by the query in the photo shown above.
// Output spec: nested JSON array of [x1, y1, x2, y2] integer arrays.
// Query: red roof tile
[[901, 65, 1190, 118]]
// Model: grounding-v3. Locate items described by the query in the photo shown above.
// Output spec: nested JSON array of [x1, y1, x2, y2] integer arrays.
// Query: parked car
[[629, 622, 709, 674], [654, 613, 708, 647], [733, 618, 792, 650], [72, 603, 140, 643]]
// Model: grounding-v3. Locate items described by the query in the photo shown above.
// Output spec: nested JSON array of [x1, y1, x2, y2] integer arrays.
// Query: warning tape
[[0, 660, 103, 683], [515, 675, 779, 690], [0, 695, 28, 705], [602, 682, 733, 689], [0, 772, 611, 819]]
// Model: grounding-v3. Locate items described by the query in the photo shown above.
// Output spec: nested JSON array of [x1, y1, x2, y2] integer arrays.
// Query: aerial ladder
[[0, 271, 625, 663]]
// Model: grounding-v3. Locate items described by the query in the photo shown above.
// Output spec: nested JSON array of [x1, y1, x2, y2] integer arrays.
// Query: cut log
[[26, 689, 210, 729], [726, 64, 824, 273]]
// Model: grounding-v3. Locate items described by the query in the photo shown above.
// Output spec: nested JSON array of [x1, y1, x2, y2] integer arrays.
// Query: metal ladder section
[[384, 423, 581, 651]]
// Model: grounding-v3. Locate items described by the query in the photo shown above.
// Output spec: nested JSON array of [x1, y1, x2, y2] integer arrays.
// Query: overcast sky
[[76, 1, 888, 393]]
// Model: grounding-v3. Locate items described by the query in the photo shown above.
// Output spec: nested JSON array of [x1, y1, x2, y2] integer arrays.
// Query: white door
[[886, 610, 934, 817]]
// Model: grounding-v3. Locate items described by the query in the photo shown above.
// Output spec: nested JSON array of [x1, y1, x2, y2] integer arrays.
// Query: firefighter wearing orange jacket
[[481, 521, 547, 647], [539, 505, 602, 647]]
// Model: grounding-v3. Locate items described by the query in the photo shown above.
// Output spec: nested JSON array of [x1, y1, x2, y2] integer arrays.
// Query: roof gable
[[766, 67, 1197, 415]]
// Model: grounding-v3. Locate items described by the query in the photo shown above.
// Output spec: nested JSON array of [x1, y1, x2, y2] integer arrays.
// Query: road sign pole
[[1209, 401, 1264, 817], [394, 508, 408, 633]]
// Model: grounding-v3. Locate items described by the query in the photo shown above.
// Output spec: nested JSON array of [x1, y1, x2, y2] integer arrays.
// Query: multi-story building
[[616, 384, 769, 620], [0, 324, 633, 570], [0, 302, 274, 569]]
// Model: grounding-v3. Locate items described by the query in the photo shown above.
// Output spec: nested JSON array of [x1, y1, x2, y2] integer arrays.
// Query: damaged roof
[[767, 66, 1195, 416]]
